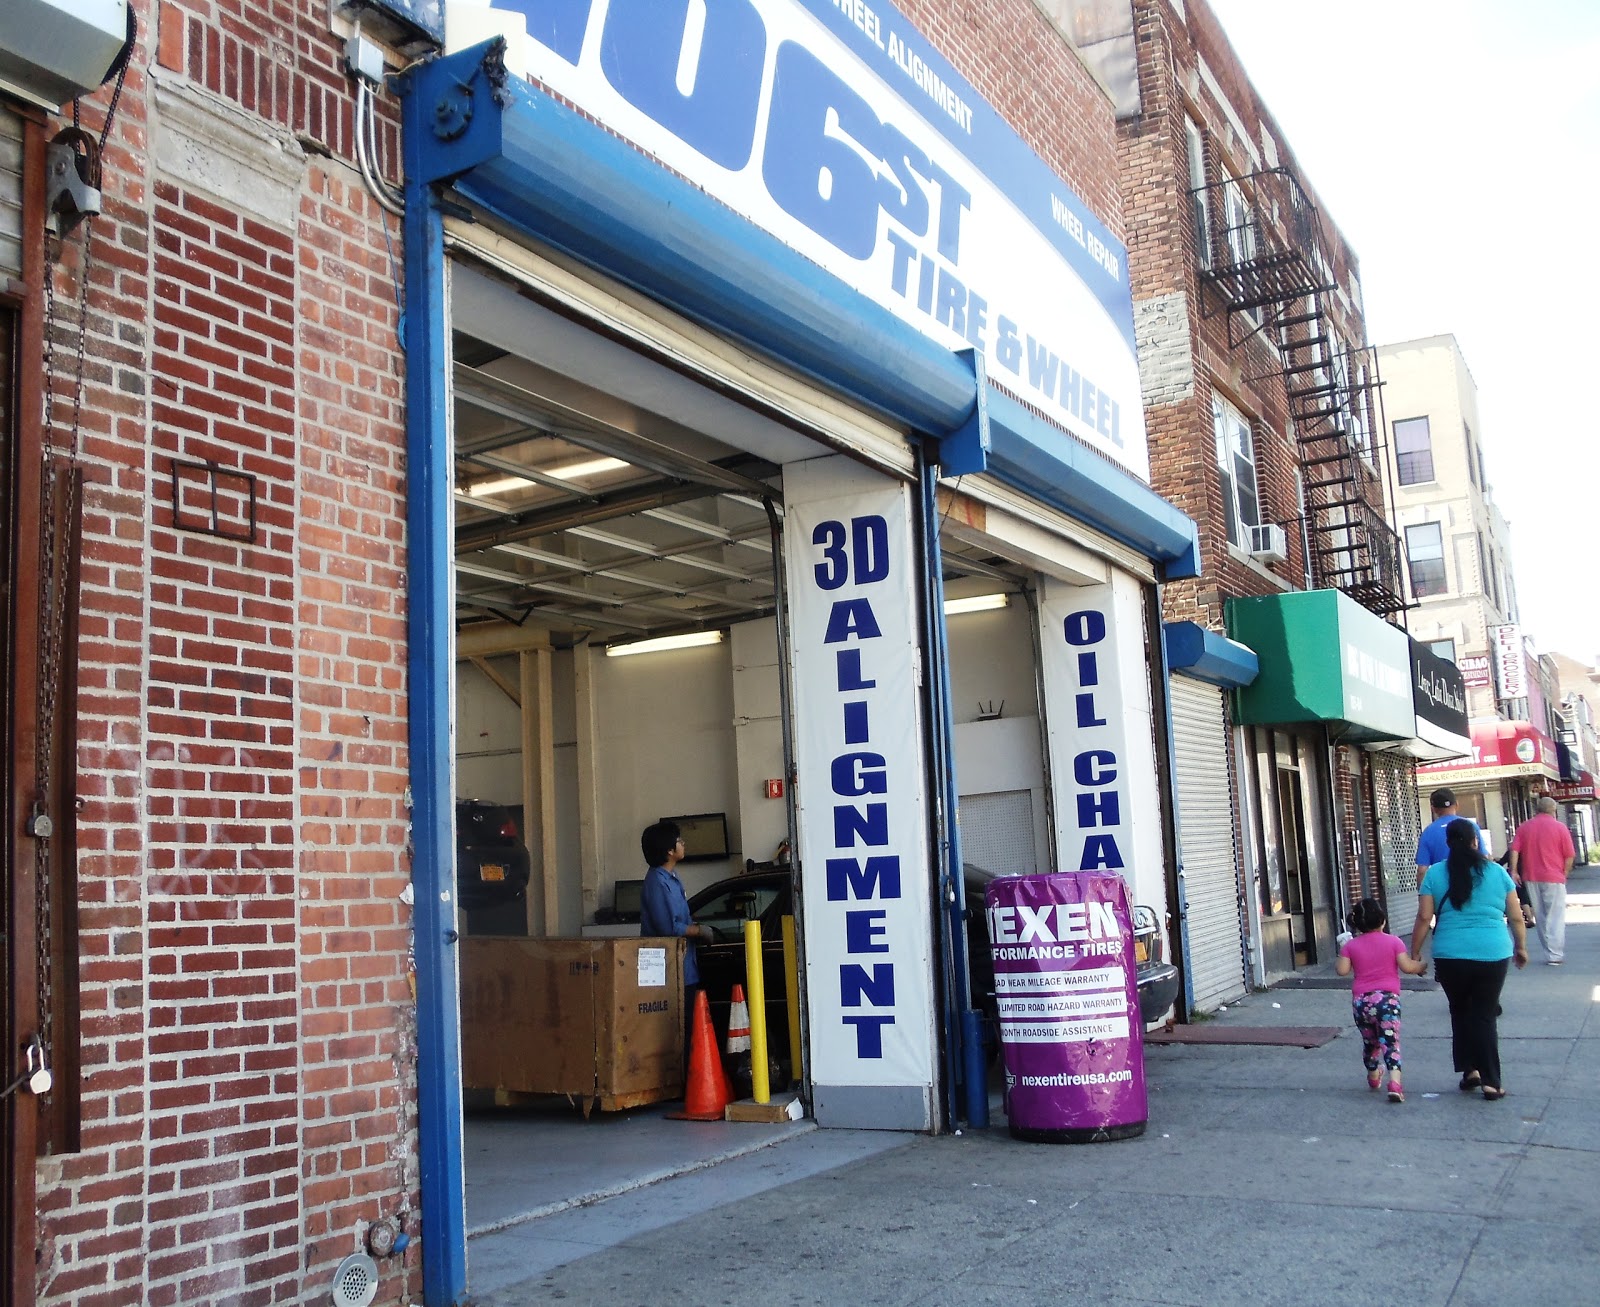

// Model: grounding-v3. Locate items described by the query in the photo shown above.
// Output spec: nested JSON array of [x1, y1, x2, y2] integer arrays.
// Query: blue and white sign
[[783, 456, 936, 1126], [1038, 575, 1164, 905], [448, 0, 1149, 480]]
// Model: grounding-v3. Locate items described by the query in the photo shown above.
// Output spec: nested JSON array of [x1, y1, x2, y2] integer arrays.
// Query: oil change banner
[[455, 0, 1149, 479], [783, 456, 936, 1125], [986, 872, 1147, 1140], [1037, 575, 1164, 886]]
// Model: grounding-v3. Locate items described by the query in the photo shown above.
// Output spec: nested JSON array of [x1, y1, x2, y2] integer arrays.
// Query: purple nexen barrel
[[985, 872, 1147, 1143]]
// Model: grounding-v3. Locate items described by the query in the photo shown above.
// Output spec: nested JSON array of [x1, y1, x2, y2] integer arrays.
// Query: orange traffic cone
[[668, 989, 732, 1121], [725, 984, 751, 1055]]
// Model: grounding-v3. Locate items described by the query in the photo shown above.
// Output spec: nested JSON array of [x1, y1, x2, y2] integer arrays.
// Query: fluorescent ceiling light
[[943, 592, 1010, 616], [465, 474, 530, 498], [605, 630, 724, 658], [548, 456, 628, 480]]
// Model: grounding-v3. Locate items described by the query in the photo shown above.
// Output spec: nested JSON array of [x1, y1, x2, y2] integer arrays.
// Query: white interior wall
[[731, 618, 790, 870], [944, 601, 1036, 726], [944, 596, 1050, 871], [593, 641, 741, 902], [456, 657, 524, 804]]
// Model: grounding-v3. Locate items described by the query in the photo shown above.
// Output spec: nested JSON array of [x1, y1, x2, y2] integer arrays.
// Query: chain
[[33, 10, 132, 1085]]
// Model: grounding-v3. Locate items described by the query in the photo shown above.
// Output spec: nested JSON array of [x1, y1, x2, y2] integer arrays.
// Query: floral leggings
[[1353, 990, 1403, 1072]]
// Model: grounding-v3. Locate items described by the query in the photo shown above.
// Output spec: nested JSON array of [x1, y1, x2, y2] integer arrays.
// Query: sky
[[1203, 0, 1600, 662]]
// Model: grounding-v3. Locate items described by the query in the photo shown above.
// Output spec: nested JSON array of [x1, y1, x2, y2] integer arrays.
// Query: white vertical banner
[[784, 456, 936, 1124], [1492, 623, 1526, 700], [1038, 574, 1166, 914]]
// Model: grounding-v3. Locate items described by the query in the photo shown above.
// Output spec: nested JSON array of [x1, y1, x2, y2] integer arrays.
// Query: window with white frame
[[1221, 169, 1256, 266], [1350, 357, 1372, 460], [1394, 416, 1433, 485], [1405, 522, 1446, 597], [1213, 393, 1261, 548], [1186, 119, 1211, 269], [1428, 638, 1457, 662]]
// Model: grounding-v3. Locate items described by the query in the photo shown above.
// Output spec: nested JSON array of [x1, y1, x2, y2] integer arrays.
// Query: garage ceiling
[[450, 331, 1027, 649], [452, 331, 784, 647]]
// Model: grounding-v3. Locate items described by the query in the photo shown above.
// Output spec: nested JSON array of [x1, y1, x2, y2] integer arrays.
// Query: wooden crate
[[460, 936, 685, 1113]]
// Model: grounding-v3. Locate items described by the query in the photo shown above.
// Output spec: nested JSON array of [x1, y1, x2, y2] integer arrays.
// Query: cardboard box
[[460, 936, 685, 1113]]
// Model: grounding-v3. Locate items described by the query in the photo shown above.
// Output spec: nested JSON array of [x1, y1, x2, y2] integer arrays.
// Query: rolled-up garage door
[[1169, 676, 1247, 1013]]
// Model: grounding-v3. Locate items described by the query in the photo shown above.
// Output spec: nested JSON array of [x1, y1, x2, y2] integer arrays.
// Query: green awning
[[1225, 591, 1414, 742]]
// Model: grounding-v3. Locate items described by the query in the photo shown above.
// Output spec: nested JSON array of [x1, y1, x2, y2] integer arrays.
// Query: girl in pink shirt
[[1336, 898, 1428, 1102]]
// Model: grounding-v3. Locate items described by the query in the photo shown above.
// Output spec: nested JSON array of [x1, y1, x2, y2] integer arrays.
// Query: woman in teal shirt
[[1410, 819, 1528, 1100]]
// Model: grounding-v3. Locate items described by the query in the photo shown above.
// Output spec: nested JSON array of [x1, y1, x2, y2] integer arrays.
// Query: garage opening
[[443, 254, 898, 1273]]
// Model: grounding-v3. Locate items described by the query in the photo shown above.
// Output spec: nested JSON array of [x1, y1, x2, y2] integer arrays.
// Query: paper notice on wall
[[637, 948, 667, 988]]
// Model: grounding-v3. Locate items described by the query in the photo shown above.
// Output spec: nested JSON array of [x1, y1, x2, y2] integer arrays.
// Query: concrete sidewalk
[[472, 866, 1600, 1305]]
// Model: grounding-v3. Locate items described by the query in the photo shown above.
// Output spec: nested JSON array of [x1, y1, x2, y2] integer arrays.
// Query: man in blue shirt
[[1415, 787, 1485, 879], [639, 820, 715, 1065]]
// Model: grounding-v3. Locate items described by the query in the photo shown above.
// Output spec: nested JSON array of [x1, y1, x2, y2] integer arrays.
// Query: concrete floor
[[462, 1097, 911, 1297]]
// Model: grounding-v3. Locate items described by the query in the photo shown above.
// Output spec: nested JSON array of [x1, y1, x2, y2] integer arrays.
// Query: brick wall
[[36, 1, 416, 1303], [898, 0, 1126, 236], [1123, 0, 1379, 635]]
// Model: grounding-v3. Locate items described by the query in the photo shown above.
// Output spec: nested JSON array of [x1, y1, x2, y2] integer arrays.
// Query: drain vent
[[331, 1252, 379, 1307]]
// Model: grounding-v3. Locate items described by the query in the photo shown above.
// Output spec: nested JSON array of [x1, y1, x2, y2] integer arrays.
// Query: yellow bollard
[[743, 919, 770, 1104], [781, 914, 801, 1085]]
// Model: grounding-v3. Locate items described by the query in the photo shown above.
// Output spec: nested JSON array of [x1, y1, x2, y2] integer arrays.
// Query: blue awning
[[1163, 621, 1259, 688], [398, 42, 1200, 580]]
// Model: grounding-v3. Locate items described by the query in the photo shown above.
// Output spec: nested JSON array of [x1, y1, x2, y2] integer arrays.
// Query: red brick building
[[3, 1, 1443, 1304], [1058, 0, 1422, 1003], [3, 2, 425, 1303]]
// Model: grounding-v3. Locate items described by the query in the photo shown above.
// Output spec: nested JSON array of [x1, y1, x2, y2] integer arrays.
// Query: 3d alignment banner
[[783, 456, 935, 1127]]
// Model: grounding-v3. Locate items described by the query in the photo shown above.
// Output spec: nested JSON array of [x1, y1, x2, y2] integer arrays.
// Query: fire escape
[[1192, 167, 1411, 617]]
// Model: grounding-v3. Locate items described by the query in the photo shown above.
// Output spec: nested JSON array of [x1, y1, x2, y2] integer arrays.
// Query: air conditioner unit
[[1247, 523, 1288, 564]]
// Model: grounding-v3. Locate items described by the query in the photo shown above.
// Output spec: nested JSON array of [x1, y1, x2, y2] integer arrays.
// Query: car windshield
[[692, 882, 784, 938]]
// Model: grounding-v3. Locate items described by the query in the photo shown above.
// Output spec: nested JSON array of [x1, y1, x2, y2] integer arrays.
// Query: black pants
[[1434, 958, 1510, 1089]]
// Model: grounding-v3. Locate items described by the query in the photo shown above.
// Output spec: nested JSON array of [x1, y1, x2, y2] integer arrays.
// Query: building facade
[[2, 2, 428, 1304], [1057, 0, 1432, 1003], [5, 2, 1214, 1304], [1375, 335, 1558, 852]]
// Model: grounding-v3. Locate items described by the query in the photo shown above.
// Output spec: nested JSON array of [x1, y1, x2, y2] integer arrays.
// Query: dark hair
[[1443, 818, 1485, 911], [641, 820, 681, 868], [1346, 897, 1386, 934]]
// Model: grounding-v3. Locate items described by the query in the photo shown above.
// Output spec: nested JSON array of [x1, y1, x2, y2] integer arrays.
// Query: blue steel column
[[400, 96, 469, 1305], [915, 446, 985, 1129]]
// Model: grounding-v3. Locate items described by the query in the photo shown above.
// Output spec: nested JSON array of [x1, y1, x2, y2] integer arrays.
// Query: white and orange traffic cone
[[726, 983, 752, 1056]]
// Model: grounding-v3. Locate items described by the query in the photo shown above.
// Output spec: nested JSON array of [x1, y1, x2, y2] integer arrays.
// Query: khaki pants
[[1525, 881, 1567, 962]]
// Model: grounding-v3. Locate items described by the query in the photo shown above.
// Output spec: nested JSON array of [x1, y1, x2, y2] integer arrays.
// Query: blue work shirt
[[1419, 860, 1516, 962], [1415, 815, 1485, 868], [640, 863, 699, 985]]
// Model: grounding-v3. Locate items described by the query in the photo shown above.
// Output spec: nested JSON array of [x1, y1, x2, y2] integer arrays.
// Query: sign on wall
[[455, 0, 1148, 479], [1458, 654, 1492, 689], [1037, 578, 1158, 892], [1492, 624, 1526, 700], [783, 456, 935, 1126]]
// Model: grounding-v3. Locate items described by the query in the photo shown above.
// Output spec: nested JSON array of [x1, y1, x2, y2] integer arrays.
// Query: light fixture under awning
[[943, 592, 1009, 616], [605, 630, 724, 658]]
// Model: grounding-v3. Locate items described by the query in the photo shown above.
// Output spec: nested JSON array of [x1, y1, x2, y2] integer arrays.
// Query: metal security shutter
[[1170, 676, 1247, 1012], [1371, 753, 1421, 935]]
